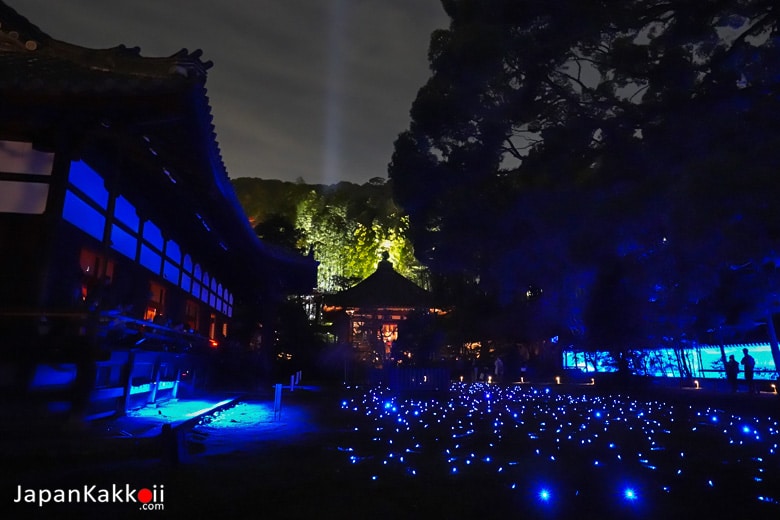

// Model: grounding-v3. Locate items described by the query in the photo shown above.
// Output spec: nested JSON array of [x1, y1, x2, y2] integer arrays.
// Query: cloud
[[9, 0, 448, 184]]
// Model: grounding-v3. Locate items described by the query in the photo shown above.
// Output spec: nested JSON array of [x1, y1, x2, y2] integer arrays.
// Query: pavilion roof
[[328, 255, 432, 309]]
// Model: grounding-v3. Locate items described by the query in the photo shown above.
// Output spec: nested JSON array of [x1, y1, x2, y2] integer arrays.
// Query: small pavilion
[[325, 253, 439, 364]]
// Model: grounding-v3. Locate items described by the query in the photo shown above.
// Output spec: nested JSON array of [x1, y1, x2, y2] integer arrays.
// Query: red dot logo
[[138, 488, 153, 504]]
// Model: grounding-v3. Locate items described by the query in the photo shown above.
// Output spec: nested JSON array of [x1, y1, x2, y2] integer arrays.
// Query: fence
[[377, 367, 451, 394]]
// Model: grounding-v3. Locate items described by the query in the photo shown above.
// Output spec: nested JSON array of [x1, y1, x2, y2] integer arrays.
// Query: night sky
[[11, 0, 448, 184]]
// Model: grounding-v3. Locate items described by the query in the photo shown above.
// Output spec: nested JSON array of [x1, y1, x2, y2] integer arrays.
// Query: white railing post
[[273, 383, 283, 420]]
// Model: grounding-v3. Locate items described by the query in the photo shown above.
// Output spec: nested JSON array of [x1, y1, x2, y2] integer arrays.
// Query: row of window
[[62, 160, 234, 317]]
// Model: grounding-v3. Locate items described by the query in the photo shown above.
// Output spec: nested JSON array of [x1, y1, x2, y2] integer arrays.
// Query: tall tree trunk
[[585, 351, 598, 372], [674, 347, 692, 379], [718, 328, 727, 366], [766, 313, 780, 376]]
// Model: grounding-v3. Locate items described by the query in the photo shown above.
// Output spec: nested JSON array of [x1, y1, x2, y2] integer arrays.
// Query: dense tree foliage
[[232, 177, 428, 293], [389, 0, 780, 371], [253, 213, 304, 253]]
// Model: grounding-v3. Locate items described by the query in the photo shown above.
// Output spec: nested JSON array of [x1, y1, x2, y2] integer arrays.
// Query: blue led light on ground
[[337, 383, 780, 510]]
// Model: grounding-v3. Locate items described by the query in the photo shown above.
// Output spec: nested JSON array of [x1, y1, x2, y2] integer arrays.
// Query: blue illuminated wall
[[61, 160, 233, 318], [62, 189, 105, 241], [564, 343, 777, 380]]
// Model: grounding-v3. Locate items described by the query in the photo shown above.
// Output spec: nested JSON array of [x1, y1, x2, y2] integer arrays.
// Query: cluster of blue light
[[339, 383, 779, 511]]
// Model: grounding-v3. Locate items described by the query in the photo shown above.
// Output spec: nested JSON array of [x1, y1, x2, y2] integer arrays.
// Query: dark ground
[[1, 381, 779, 519]]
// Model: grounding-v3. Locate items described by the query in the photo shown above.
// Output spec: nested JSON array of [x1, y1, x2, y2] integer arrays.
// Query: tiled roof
[[328, 256, 432, 309], [0, 1, 211, 95], [0, 1, 317, 290]]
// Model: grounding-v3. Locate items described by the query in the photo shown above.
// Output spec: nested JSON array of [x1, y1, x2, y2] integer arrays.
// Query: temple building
[[325, 253, 441, 366], [0, 2, 316, 418]]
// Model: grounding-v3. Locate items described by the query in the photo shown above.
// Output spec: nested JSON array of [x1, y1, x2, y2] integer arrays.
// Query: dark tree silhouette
[[390, 0, 780, 372], [253, 213, 305, 253]]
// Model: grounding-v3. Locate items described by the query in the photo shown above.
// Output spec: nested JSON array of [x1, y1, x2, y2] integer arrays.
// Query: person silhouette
[[725, 354, 739, 393], [494, 356, 505, 384], [740, 348, 756, 394]]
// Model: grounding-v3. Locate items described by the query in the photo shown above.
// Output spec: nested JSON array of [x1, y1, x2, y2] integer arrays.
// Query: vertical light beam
[[322, 0, 348, 184]]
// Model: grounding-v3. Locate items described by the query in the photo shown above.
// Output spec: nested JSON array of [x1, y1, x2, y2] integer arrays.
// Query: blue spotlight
[[538, 488, 552, 502], [623, 487, 638, 501]]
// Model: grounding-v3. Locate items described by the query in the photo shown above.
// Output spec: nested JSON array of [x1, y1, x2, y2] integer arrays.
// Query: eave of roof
[[0, 1, 317, 293], [327, 258, 432, 309]]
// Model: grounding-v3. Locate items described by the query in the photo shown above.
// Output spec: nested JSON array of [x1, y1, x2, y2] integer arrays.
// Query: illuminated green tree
[[233, 177, 428, 294], [295, 186, 427, 292]]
